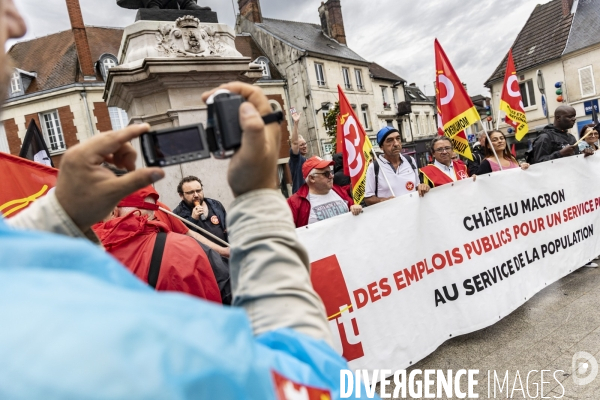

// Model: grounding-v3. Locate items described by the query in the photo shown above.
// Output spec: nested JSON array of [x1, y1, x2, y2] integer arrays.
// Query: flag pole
[[158, 207, 230, 247], [371, 149, 396, 198], [479, 124, 503, 171]]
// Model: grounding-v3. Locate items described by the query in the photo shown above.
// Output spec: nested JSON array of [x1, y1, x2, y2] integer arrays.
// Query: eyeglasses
[[434, 146, 453, 153], [183, 189, 203, 195], [312, 170, 333, 178], [588, 132, 599, 137]]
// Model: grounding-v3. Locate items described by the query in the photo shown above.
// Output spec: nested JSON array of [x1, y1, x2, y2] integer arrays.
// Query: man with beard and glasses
[[173, 176, 228, 246]]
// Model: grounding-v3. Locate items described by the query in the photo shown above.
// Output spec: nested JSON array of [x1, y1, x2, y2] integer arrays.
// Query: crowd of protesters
[[1, 0, 599, 396]]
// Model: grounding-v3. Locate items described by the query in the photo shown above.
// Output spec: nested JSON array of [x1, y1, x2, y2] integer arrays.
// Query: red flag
[[435, 39, 479, 160], [500, 49, 529, 141], [337, 85, 373, 204], [0, 152, 58, 217]]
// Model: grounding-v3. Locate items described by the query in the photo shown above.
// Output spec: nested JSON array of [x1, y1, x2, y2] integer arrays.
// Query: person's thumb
[[110, 167, 164, 201], [239, 102, 265, 151]]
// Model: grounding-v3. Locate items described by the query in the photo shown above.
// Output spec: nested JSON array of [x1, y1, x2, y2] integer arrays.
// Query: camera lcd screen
[[155, 127, 204, 157]]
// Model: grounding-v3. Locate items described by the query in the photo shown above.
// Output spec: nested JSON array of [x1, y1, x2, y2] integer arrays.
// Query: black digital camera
[[142, 90, 274, 167]]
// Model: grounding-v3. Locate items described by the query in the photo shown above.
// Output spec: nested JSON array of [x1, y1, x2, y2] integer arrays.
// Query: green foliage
[[323, 102, 340, 153]]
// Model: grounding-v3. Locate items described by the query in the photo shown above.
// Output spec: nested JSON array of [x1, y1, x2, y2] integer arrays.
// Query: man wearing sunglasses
[[287, 156, 362, 228], [420, 136, 469, 188]]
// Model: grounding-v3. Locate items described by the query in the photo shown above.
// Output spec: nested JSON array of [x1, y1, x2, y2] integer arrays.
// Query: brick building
[[0, 0, 126, 167]]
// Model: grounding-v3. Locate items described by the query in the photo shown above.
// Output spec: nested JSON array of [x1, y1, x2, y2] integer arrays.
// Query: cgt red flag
[[337, 85, 373, 204], [500, 49, 529, 141], [0, 152, 58, 217], [435, 39, 478, 160]]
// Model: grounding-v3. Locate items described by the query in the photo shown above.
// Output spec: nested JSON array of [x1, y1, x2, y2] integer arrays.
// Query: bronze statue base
[[135, 8, 218, 23]]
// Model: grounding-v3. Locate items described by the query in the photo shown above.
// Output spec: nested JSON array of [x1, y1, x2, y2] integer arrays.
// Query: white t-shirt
[[307, 190, 349, 225], [365, 154, 418, 199]]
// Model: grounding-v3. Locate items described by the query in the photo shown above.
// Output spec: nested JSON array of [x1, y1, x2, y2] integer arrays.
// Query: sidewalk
[[380, 259, 600, 399]]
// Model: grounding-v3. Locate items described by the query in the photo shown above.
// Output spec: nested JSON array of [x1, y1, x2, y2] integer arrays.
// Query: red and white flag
[[500, 49, 529, 141], [336, 85, 373, 204], [435, 39, 479, 160]]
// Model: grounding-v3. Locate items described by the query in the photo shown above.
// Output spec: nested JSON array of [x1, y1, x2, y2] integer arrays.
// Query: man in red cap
[[287, 156, 362, 228], [93, 186, 226, 304]]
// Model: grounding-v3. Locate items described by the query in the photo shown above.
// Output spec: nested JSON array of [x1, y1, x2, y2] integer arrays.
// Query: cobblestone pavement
[[378, 258, 600, 399]]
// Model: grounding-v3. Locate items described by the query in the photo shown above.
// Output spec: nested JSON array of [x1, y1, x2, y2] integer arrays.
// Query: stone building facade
[[235, 0, 407, 158]]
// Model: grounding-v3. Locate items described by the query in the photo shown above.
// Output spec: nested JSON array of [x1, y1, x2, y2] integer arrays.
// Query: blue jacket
[[0, 217, 376, 399]]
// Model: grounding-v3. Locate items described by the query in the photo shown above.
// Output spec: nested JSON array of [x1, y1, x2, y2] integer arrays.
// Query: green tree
[[323, 102, 340, 153]]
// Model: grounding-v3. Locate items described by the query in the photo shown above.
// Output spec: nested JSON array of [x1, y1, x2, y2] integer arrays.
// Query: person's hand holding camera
[[55, 124, 165, 233], [202, 83, 280, 197]]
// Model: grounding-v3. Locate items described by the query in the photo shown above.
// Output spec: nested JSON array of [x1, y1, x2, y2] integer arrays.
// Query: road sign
[[541, 94, 548, 117], [584, 99, 599, 115]]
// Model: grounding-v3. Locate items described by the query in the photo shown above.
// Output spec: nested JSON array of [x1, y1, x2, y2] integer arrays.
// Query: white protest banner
[[299, 155, 600, 371]]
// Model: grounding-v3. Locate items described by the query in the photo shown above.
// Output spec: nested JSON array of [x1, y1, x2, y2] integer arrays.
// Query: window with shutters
[[579, 66, 596, 98], [40, 110, 65, 152]]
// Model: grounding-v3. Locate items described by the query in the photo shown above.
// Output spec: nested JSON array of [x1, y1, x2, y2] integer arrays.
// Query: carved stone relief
[[155, 16, 238, 57]]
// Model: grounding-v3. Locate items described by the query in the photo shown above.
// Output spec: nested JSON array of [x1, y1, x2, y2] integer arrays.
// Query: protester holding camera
[[1, 3, 354, 395], [475, 130, 530, 174]]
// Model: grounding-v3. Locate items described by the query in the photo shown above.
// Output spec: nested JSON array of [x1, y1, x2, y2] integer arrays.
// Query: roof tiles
[[485, 0, 573, 85], [7, 27, 123, 94], [257, 17, 367, 63]]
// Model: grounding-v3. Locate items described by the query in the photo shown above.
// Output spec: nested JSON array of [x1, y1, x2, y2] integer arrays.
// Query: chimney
[[318, 0, 347, 45], [65, 0, 95, 79], [562, 0, 574, 16], [238, 0, 263, 24]]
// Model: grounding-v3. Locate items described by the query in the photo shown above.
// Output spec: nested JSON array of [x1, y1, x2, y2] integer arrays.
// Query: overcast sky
[[8, 0, 547, 96]]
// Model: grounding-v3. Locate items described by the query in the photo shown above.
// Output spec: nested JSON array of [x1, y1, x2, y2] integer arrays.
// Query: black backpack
[[524, 136, 542, 165], [374, 155, 417, 197]]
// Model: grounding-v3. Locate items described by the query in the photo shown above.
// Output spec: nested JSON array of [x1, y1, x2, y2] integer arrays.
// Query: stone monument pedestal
[[105, 17, 263, 209], [135, 8, 218, 23]]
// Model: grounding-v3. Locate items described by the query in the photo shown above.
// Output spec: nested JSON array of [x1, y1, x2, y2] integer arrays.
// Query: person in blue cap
[[364, 126, 429, 206], [0, 2, 377, 398]]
